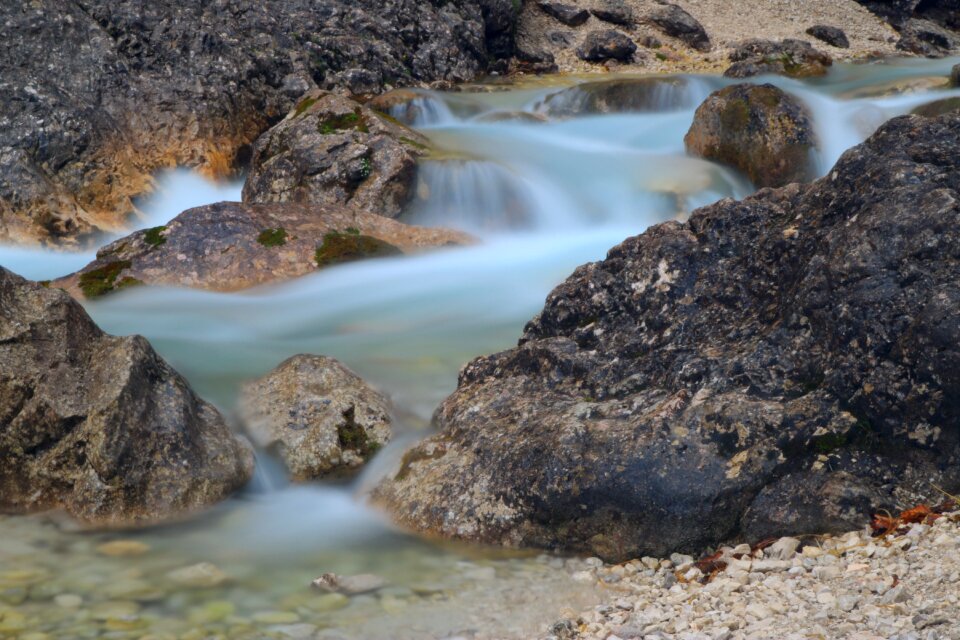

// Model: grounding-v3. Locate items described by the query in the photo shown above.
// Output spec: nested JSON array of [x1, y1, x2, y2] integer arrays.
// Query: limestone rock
[[0, 268, 254, 524], [725, 39, 833, 79], [53, 202, 470, 297], [375, 113, 960, 562], [242, 91, 431, 218], [684, 83, 818, 188], [238, 355, 392, 480]]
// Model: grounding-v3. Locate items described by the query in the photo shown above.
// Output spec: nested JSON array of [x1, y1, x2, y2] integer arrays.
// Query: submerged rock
[[577, 30, 638, 62], [242, 91, 431, 218], [645, 3, 711, 52], [536, 77, 694, 117], [806, 25, 851, 49], [0, 268, 254, 523], [311, 573, 387, 595], [375, 112, 960, 562], [53, 202, 470, 297], [725, 39, 833, 79], [238, 355, 392, 481], [0, 0, 514, 246], [684, 83, 817, 188]]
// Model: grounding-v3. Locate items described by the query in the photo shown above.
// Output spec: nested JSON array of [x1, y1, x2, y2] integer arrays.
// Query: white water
[[2, 57, 959, 638]]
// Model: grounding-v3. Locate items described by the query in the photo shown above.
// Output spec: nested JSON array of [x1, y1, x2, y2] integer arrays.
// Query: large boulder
[[0, 268, 254, 523], [684, 84, 818, 188], [239, 355, 392, 481], [537, 1, 590, 27], [375, 112, 960, 563], [805, 25, 851, 49], [242, 91, 431, 217], [576, 30, 638, 63], [645, 3, 711, 52], [53, 202, 471, 298], [725, 39, 833, 79], [0, 0, 515, 246], [535, 77, 695, 117]]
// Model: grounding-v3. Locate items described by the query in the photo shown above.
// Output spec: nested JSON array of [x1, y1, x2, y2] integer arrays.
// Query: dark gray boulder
[[685, 84, 818, 188], [537, 1, 590, 27], [805, 25, 851, 49], [242, 90, 429, 217], [375, 113, 960, 562], [645, 3, 711, 52], [591, 1, 634, 26], [725, 39, 833, 79], [0, 268, 254, 523], [0, 0, 515, 246], [577, 30, 638, 62], [896, 18, 960, 57]]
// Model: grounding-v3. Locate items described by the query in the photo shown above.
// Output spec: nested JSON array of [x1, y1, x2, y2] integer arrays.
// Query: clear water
[[1, 57, 959, 639]]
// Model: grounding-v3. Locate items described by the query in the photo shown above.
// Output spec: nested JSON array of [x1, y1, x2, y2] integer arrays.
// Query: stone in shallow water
[[166, 563, 231, 589], [311, 573, 387, 595], [253, 611, 301, 624], [96, 541, 151, 557]]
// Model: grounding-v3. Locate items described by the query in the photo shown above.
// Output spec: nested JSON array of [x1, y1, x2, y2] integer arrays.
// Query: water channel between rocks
[[1, 56, 958, 639]]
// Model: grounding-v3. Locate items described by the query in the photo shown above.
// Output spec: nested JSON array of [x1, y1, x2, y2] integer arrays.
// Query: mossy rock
[[78, 260, 134, 298], [257, 227, 287, 247], [315, 232, 401, 268], [318, 109, 369, 135], [143, 225, 167, 248], [912, 98, 960, 118]]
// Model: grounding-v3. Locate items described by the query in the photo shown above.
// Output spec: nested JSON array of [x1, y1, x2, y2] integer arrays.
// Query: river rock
[[684, 83, 818, 188], [806, 25, 851, 49], [0, 268, 254, 523], [591, 1, 634, 26], [238, 355, 392, 480], [536, 77, 694, 117], [538, 2, 591, 27], [242, 91, 430, 217], [311, 573, 387, 595], [725, 39, 833, 79], [53, 202, 470, 297], [577, 30, 638, 62], [375, 112, 960, 562], [0, 0, 516, 247], [645, 3, 711, 52]]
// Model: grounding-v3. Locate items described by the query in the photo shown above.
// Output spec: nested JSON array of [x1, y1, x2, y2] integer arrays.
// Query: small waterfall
[[385, 92, 457, 127], [532, 76, 715, 117]]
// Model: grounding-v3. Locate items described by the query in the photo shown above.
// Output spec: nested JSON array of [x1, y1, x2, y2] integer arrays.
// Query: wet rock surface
[[0, 0, 515, 246], [375, 112, 960, 562], [645, 3, 711, 52], [806, 24, 851, 48], [53, 202, 471, 296], [725, 39, 834, 78], [684, 83, 818, 188], [239, 355, 392, 481], [535, 77, 694, 117], [242, 91, 430, 217], [0, 268, 254, 523], [576, 29, 639, 62]]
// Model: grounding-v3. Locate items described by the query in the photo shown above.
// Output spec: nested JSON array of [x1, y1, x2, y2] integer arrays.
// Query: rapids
[[1, 56, 959, 638]]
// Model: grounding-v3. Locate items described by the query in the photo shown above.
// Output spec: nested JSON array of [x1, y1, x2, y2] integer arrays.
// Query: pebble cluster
[[546, 512, 960, 640]]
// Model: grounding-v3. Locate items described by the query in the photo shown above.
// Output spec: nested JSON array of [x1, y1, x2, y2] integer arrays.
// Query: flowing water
[[1, 57, 959, 639]]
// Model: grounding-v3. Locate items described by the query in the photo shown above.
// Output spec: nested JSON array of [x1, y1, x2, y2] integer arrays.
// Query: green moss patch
[[143, 225, 167, 248], [337, 407, 381, 460], [294, 96, 319, 117], [78, 260, 133, 299], [314, 232, 401, 268], [257, 227, 288, 247], [318, 109, 369, 135]]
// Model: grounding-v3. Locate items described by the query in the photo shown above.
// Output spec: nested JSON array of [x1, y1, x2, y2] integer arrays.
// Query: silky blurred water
[[1, 57, 959, 639]]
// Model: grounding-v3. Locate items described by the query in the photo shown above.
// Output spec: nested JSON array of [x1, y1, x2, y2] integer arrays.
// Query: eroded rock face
[[684, 83, 817, 188], [535, 77, 695, 117], [645, 3, 711, 52], [242, 91, 431, 217], [0, 0, 515, 246], [375, 113, 960, 562], [725, 39, 833, 79], [0, 268, 254, 523], [239, 355, 391, 480], [53, 202, 471, 297]]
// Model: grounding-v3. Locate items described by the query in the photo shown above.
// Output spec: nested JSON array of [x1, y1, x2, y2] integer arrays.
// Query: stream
[[1, 56, 959, 639]]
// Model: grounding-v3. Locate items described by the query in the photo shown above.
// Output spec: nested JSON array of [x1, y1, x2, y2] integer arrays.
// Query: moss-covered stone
[[318, 109, 369, 135], [314, 232, 401, 268], [143, 225, 167, 248], [78, 260, 133, 299], [294, 96, 318, 117], [337, 407, 380, 459], [256, 227, 287, 247]]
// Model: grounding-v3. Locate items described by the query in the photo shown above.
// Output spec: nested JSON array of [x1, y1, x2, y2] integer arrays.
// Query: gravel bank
[[545, 509, 960, 639]]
